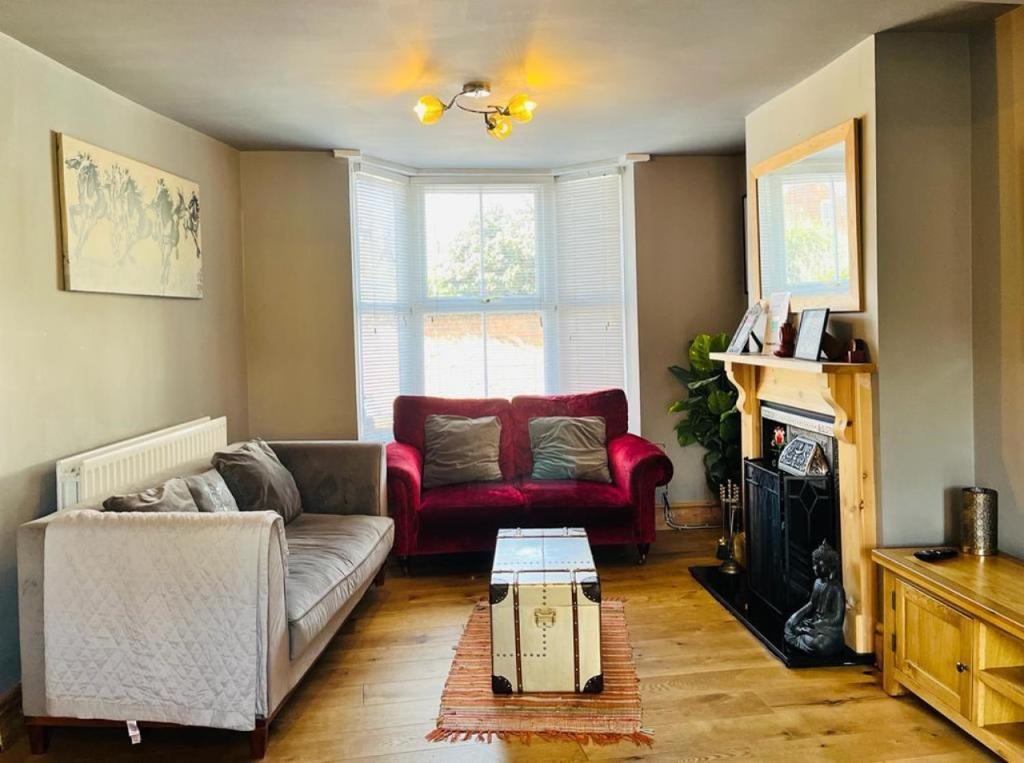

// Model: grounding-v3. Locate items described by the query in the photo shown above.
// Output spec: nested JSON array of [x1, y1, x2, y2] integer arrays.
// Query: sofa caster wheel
[[637, 544, 650, 565]]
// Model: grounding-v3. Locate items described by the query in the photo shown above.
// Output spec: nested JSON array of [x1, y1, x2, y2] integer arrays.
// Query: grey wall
[[634, 156, 746, 502], [240, 152, 358, 440], [0, 32, 248, 693], [874, 33, 975, 545]]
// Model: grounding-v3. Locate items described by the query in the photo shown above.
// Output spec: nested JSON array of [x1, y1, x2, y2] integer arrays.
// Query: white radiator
[[56, 416, 228, 510]]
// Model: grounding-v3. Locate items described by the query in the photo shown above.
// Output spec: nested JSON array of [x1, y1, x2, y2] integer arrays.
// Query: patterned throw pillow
[[184, 469, 240, 513], [103, 477, 200, 512], [422, 415, 503, 489], [529, 416, 611, 483]]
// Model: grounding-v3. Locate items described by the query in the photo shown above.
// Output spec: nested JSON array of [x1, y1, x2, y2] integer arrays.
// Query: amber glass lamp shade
[[487, 115, 513, 140], [414, 95, 445, 125], [506, 93, 536, 123]]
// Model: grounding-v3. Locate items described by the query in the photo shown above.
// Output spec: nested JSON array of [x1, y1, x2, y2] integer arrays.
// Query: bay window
[[351, 162, 636, 441]]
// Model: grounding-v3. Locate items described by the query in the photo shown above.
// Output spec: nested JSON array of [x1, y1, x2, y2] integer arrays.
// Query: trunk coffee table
[[489, 527, 602, 694]]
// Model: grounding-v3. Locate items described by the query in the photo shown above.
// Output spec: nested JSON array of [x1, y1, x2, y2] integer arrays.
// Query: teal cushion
[[529, 416, 611, 483]]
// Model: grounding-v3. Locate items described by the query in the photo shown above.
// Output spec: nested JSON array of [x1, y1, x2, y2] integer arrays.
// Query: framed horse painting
[[56, 134, 203, 298]]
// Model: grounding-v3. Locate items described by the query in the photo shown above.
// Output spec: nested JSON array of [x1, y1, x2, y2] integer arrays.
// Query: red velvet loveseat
[[385, 389, 673, 566]]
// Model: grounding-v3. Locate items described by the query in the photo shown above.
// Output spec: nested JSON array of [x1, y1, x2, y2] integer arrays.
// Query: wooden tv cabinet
[[873, 548, 1024, 760]]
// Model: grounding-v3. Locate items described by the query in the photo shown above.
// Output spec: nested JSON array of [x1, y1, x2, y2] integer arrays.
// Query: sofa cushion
[[103, 477, 199, 513], [184, 469, 240, 513], [511, 390, 629, 477], [529, 416, 611, 483], [519, 480, 631, 525], [422, 415, 503, 489], [214, 439, 302, 523], [284, 513, 394, 659], [420, 482, 527, 524], [393, 396, 516, 479]]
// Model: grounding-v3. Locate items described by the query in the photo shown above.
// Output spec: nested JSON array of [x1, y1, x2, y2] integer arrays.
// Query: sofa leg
[[399, 556, 410, 576], [27, 724, 49, 755], [250, 719, 269, 759], [374, 564, 387, 586], [637, 544, 650, 565]]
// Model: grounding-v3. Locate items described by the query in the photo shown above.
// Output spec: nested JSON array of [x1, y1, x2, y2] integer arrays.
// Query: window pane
[[423, 312, 545, 398], [424, 190, 537, 299], [482, 193, 536, 298], [486, 313, 544, 399], [424, 313, 485, 397]]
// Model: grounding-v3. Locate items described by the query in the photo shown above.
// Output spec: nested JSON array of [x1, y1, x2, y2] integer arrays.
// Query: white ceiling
[[0, 0, 1013, 168]]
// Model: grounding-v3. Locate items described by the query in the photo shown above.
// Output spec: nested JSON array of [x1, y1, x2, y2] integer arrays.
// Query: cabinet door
[[895, 580, 974, 719]]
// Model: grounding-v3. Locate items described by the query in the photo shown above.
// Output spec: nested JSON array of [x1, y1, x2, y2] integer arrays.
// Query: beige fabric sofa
[[18, 440, 392, 759]]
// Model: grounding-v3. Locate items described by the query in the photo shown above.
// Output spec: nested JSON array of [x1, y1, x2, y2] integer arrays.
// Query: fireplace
[[690, 352, 879, 666]]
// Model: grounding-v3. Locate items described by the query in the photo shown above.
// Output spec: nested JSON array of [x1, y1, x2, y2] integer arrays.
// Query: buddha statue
[[784, 540, 845, 657]]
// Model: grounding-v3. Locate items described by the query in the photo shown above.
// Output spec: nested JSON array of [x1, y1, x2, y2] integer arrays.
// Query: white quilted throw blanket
[[43, 510, 281, 731]]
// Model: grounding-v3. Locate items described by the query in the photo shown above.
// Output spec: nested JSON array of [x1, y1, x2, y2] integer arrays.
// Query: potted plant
[[668, 333, 741, 495]]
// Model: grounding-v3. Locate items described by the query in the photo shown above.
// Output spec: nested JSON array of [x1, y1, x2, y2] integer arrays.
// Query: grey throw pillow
[[529, 416, 611, 483], [422, 415, 503, 489], [213, 439, 302, 523], [184, 469, 240, 513], [103, 477, 200, 513]]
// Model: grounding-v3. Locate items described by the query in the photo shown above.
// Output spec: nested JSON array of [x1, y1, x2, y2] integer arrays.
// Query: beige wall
[[972, 13, 1024, 555], [634, 156, 746, 503], [0, 32, 247, 692], [744, 34, 976, 546], [240, 152, 358, 440]]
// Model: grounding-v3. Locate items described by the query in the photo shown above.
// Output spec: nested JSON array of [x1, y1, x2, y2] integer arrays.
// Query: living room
[[1, 0, 1022, 760]]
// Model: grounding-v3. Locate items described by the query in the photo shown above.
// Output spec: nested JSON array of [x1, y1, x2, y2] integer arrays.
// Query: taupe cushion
[[529, 416, 611, 482], [213, 439, 302, 523], [284, 513, 394, 659], [103, 477, 199, 513], [422, 414, 503, 489], [184, 469, 239, 513]]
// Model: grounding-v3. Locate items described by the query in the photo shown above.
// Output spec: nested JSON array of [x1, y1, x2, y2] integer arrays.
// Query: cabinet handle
[[956, 662, 969, 673]]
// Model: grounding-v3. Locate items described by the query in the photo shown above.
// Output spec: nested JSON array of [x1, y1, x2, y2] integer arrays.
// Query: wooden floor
[[5, 530, 994, 762]]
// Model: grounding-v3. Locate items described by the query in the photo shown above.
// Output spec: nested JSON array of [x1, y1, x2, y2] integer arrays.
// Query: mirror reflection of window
[[758, 142, 850, 297]]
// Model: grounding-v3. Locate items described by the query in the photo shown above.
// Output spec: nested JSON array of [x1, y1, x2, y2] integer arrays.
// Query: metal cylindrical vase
[[961, 487, 998, 556]]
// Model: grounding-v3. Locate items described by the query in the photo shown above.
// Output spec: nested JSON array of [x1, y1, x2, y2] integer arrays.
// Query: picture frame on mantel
[[793, 308, 831, 361], [749, 118, 862, 313]]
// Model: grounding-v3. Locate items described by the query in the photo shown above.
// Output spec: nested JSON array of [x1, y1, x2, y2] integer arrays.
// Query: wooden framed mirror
[[750, 118, 862, 312]]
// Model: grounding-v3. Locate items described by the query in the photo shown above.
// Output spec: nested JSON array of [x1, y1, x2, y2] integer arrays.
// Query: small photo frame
[[727, 303, 765, 354], [794, 308, 831, 361]]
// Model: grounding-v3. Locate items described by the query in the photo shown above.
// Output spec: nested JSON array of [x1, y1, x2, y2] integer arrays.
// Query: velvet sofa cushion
[[214, 439, 303, 523], [422, 414, 503, 488], [184, 469, 240, 513], [393, 396, 516, 479], [419, 482, 527, 525], [519, 479, 632, 527], [511, 389, 629, 477], [529, 416, 611, 482], [103, 477, 199, 513]]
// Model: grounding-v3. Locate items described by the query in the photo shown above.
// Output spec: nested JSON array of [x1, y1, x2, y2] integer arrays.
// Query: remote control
[[914, 547, 958, 562]]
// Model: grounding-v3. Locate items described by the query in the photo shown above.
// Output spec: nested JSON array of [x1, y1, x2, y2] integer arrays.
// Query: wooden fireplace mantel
[[710, 351, 879, 654]]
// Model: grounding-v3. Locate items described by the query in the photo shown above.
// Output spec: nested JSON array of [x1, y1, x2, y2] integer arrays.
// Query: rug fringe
[[425, 726, 653, 748]]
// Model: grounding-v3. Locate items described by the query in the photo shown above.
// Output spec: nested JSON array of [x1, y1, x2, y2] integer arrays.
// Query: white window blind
[[351, 164, 633, 442], [554, 172, 626, 393], [351, 169, 413, 440]]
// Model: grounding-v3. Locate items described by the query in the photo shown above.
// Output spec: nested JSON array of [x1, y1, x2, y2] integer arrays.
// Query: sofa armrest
[[269, 441, 386, 518], [608, 434, 674, 543], [386, 442, 423, 556], [18, 510, 288, 721]]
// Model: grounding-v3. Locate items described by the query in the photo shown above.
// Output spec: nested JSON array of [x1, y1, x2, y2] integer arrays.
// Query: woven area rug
[[427, 599, 652, 747]]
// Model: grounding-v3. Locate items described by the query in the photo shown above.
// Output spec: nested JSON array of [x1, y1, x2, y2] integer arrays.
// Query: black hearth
[[690, 405, 873, 668]]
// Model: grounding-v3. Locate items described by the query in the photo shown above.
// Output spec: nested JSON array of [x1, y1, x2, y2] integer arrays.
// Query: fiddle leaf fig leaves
[[667, 332, 742, 494]]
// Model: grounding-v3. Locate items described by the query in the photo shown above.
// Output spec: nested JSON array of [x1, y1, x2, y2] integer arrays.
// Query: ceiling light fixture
[[414, 81, 537, 140]]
